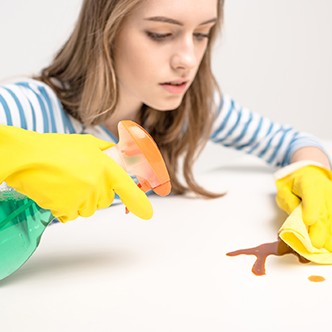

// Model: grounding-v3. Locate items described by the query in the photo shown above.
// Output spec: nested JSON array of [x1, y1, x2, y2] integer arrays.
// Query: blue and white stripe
[[0, 79, 326, 168], [0, 79, 117, 142], [211, 93, 325, 167]]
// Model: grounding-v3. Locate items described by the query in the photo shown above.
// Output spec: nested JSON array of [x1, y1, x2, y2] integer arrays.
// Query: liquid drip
[[226, 238, 309, 276], [308, 275, 325, 282]]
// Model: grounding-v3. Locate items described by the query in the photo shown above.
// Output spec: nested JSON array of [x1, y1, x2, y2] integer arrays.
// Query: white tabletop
[[1, 142, 332, 332]]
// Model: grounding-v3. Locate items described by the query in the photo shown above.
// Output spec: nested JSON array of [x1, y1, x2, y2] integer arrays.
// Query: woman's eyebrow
[[144, 16, 217, 26]]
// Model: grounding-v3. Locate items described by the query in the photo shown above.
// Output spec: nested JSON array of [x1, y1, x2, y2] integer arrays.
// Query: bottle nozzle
[[105, 120, 171, 197]]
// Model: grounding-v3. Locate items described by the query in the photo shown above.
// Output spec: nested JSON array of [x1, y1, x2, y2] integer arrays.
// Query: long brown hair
[[36, 0, 224, 198]]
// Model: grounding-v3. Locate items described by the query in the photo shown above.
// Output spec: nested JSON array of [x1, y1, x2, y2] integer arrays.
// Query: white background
[[0, 0, 331, 138]]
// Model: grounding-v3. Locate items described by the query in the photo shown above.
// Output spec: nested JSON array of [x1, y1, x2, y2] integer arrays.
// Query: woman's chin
[[149, 99, 183, 112]]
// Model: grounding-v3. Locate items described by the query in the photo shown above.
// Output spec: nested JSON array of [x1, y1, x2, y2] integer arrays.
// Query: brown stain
[[226, 238, 309, 276]]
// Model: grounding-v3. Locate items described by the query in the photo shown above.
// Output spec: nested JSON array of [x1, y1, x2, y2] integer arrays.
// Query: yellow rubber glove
[[275, 161, 332, 250], [0, 125, 153, 222]]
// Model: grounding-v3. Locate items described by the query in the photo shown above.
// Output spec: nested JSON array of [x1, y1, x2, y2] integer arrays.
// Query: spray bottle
[[0, 120, 171, 281]]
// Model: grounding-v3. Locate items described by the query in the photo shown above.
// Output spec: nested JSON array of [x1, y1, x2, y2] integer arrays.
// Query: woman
[[1, 0, 331, 248]]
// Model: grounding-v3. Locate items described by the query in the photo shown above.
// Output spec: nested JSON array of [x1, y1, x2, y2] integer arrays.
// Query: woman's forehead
[[132, 0, 219, 23]]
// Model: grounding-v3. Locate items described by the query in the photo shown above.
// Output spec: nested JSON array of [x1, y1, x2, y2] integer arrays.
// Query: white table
[[1, 142, 332, 332]]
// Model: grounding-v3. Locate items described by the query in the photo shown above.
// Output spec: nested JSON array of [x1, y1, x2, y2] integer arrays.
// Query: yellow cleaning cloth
[[279, 204, 332, 264]]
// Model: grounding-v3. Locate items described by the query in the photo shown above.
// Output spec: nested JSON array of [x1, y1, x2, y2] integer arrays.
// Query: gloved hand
[[275, 162, 332, 250], [0, 125, 153, 222]]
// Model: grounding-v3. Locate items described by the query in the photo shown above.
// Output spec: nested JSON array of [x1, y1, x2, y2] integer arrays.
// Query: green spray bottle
[[0, 120, 170, 281]]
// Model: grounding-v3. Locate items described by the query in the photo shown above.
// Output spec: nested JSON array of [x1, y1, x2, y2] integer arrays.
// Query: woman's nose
[[171, 37, 197, 72]]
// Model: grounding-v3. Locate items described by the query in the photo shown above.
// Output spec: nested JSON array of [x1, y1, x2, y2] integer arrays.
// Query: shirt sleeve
[[210, 93, 328, 168], [0, 79, 83, 134]]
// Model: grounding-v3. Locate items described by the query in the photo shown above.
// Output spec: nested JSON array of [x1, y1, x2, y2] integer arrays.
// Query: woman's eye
[[194, 33, 210, 41], [145, 31, 172, 42]]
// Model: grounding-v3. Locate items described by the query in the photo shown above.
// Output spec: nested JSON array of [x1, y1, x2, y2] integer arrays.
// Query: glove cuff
[[274, 160, 326, 180]]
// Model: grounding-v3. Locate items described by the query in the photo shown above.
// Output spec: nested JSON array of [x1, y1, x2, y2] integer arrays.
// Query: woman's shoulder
[[1, 77, 58, 98], [0, 77, 63, 111], [0, 77, 117, 140], [0, 77, 80, 133]]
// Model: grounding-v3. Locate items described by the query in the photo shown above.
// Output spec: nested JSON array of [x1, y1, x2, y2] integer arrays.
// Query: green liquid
[[0, 192, 54, 280]]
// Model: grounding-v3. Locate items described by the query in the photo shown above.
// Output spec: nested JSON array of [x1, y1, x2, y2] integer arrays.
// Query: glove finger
[[56, 211, 79, 223], [324, 198, 332, 250], [115, 183, 153, 220], [324, 234, 332, 251], [77, 186, 103, 218], [309, 221, 328, 249], [97, 191, 115, 210], [86, 135, 115, 151], [58, 190, 114, 220], [78, 207, 97, 218], [109, 169, 153, 220], [300, 186, 326, 227], [276, 187, 301, 214], [57, 216, 68, 223]]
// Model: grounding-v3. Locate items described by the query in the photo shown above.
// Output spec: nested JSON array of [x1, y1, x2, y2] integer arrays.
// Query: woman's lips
[[160, 81, 188, 94]]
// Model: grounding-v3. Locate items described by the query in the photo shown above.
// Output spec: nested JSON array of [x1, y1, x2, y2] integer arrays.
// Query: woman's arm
[[291, 146, 331, 169], [210, 94, 329, 168]]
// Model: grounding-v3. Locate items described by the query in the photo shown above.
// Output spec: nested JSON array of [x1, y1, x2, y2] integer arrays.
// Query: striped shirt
[[0, 78, 325, 168], [210, 95, 324, 167]]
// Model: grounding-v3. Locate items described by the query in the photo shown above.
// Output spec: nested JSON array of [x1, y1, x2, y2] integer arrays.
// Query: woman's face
[[113, 0, 218, 113]]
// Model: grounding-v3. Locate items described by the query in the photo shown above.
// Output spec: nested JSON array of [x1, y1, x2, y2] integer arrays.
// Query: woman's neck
[[104, 103, 142, 139]]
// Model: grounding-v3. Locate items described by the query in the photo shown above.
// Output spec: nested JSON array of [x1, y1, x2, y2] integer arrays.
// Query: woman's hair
[[36, 0, 224, 198]]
